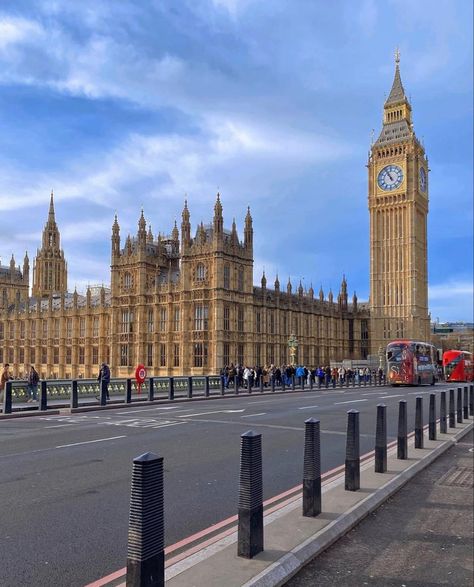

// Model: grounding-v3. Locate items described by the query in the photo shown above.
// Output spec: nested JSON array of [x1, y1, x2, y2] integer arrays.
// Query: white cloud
[[0, 16, 43, 51]]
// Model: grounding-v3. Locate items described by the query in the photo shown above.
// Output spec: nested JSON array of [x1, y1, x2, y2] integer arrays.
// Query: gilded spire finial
[[395, 47, 400, 65]]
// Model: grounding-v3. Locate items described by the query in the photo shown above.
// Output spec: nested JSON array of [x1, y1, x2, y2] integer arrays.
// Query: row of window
[[0, 317, 108, 340], [0, 346, 109, 366]]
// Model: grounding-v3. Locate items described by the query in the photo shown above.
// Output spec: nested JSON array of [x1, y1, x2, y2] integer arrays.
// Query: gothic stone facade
[[1, 55, 432, 379], [0, 193, 369, 379]]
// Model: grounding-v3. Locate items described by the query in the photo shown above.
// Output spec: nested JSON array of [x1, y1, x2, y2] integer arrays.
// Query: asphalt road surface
[[0, 382, 457, 587]]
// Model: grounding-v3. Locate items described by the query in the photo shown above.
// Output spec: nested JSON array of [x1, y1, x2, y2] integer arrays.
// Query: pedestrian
[[0, 363, 11, 405], [27, 365, 40, 403], [97, 362, 111, 401]]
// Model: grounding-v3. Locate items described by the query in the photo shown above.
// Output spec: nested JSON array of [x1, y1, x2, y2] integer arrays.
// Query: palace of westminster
[[0, 56, 431, 379]]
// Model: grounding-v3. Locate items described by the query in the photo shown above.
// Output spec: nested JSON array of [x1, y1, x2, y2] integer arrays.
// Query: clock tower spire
[[368, 51, 430, 356]]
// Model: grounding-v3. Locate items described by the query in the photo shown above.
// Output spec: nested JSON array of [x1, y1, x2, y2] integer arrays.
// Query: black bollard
[[302, 418, 321, 517], [470, 385, 474, 417], [397, 400, 408, 459], [415, 396, 423, 449], [375, 404, 387, 473], [259, 375, 264, 393], [234, 376, 239, 395], [440, 391, 447, 434], [3, 380, 13, 414], [309, 376, 313, 391], [325, 375, 329, 389], [271, 376, 275, 393], [301, 376, 305, 391], [457, 387, 463, 423], [292, 375, 296, 392], [205, 376, 210, 397], [39, 380, 48, 411], [282, 376, 286, 391], [429, 393, 436, 441], [168, 377, 174, 401], [148, 377, 154, 402], [70, 380, 78, 409], [187, 376, 193, 399], [345, 410, 360, 491], [237, 431, 263, 559], [126, 452, 164, 587], [463, 386, 468, 419], [449, 389, 455, 427], [125, 378, 132, 403]]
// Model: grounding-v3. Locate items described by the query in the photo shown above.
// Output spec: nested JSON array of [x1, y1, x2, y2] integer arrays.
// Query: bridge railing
[[1, 373, 389, 414]]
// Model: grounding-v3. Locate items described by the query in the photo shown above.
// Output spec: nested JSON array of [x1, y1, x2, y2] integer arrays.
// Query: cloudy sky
[[0, 0, 472, 322]]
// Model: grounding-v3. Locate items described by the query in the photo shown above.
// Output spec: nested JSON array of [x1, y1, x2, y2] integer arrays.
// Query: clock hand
[[387, 171, 394, 181]]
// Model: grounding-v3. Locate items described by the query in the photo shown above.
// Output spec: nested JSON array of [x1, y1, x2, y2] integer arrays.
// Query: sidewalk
[[94, 416, 473, 587], [286, 429, 474, 587]]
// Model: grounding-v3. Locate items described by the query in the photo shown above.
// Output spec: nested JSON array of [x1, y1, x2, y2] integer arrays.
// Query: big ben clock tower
[[368, 50, 430, 355]]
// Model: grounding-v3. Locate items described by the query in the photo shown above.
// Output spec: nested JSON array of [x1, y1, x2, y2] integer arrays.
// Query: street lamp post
[[288, 334, 298, 366]]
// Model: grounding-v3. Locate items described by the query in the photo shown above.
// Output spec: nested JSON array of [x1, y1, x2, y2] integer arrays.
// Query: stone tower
[[32, 191, 68, 298], [368, 50, 430, 354]]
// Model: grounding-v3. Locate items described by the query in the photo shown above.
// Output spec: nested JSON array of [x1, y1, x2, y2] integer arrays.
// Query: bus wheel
[[431, 376, 436, 386]]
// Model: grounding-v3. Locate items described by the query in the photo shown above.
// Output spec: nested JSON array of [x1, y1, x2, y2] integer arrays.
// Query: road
[[0, 382, 458, 586]]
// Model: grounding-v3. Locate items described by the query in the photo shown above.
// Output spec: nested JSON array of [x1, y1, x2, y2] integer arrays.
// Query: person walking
[[0, 363, 11, 405], [97, 362, 111, 401], [27, 365, 39, 403]]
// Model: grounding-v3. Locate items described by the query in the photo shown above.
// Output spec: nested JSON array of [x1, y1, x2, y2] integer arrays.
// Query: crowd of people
[[219, 363, 385, 389]]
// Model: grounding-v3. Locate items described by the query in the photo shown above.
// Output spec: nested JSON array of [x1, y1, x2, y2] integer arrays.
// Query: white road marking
[[408, 391, 431, 395], [241, 413, 266, 418], [178, 409, 245, 418], [121, 406, 182, 414], [298, 405, 320, 410], [55, 435, 126, 448], [380, 394, 403, 399], [334, 399, 368, 405], [44, 424, 74, 429]]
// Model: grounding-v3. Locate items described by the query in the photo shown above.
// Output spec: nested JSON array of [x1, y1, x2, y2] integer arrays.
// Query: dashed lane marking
[[44, 424, 75, 428], [334, 399, 368, 405], [380, 394, 403, 399], [298, 405, 320, 410], [55, 435, 126, 449], [241, 413, 266, 418]]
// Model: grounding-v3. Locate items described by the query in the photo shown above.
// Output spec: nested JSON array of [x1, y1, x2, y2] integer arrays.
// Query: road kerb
[[163, 420, 473, 587]]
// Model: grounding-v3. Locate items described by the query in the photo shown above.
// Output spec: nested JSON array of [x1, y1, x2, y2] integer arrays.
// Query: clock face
[[377, 165, 404, 191], [419, 167, 427, 192]]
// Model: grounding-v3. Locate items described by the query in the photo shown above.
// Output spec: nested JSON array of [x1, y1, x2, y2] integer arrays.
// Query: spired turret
[[181, 200, 191, 249], [274, 274, 280, 293], [213, 192, 223, 240], [244, 206, 253, 252], [32, 191, 68, 298]]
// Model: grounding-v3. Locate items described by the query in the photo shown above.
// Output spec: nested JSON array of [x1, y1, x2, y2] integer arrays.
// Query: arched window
[[223, 264, 230, 289], [196, 263, 206, 282], [124, 272, 132, 289]]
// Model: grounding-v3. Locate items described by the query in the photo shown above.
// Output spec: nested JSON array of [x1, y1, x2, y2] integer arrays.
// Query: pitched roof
[[385, 64, 406, 106]]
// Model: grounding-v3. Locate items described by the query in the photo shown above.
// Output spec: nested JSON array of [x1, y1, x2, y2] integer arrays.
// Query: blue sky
[[0, 0, 472, 322]]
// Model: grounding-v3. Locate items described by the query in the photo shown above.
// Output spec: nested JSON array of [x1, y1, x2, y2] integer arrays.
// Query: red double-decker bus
[[386, 340, 437, 386], [443, 350, 474, 382]]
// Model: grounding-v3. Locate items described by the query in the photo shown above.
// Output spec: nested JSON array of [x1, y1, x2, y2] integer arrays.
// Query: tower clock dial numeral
[[377, 165, 403, 191], [419, 167, 426, 192]]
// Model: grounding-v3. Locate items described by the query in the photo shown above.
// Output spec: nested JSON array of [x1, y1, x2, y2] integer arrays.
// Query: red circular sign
[[135, 364, 147, 384]]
